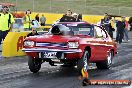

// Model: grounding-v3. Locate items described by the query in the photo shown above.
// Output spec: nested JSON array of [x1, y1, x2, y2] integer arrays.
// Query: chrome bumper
[[22, 48, 82, 53]]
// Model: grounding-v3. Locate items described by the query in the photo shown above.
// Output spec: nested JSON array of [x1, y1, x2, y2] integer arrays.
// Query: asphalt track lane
[[0, 32, 132, 88]]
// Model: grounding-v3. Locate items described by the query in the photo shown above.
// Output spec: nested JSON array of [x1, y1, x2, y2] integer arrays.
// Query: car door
[[94, 26, 108, 60]]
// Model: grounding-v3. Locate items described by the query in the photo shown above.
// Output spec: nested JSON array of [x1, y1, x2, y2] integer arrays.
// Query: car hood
[[25, 35, 82, 43]]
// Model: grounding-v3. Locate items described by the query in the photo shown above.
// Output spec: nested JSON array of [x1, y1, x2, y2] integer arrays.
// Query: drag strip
[[0, 32, 132, 88]]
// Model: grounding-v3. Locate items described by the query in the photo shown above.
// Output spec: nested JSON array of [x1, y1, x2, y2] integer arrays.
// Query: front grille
[[36, 42, 67, 48]]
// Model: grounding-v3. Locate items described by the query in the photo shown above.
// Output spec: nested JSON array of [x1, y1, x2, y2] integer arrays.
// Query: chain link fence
[[1, 0, 132, 16]]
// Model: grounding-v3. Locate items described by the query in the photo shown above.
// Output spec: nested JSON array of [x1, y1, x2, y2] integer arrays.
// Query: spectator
[[65, 9, 72, 16], [35, 14, 39, 22], [27, 28, 39, 37], [0, 6, 15, 45], [122, 16, 130, 41], [128, 17, 132, 31], [101, 13, 111, 33], [116, 17, 126, 44], [22, 9, 32, 31], [31, 20, 40, 29], [72, 13, 81, 22], [109, 17, 115, 39], [60, 9, 76, 22], [78, 14, 82, 21], [40, 14, 46, 26]]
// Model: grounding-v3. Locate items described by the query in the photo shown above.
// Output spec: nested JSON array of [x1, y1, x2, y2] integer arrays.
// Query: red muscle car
[[22, 22, 117, 73]]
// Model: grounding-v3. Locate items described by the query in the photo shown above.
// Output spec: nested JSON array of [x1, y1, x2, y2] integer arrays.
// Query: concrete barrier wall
[[2, 32, 29, 57]]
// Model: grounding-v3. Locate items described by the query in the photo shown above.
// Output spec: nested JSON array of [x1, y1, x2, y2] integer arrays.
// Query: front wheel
[[77, 50, 89, 71], [28, 57, 42, 73], [96, 51, 113, 69]]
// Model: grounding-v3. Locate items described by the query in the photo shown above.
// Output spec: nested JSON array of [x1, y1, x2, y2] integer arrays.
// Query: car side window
[[94, 26, 103, 38], [94, 26, 107, 38], [101, 29, 107, 38]]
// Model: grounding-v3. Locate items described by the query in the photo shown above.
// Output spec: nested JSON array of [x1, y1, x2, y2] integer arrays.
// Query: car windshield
[[49, 23, 94, 36]]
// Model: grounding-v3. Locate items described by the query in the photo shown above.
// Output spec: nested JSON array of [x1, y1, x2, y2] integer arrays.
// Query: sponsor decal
[[17, 36, 26, 52]]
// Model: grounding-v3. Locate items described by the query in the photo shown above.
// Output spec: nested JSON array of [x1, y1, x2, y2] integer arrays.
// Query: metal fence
[[1, 0, 132, 16]]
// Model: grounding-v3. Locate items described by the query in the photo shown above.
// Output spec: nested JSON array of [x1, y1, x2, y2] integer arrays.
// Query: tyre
[[96, 51, 113, 69], [28, 56, 41, 73], [77, 50, 89, 71]]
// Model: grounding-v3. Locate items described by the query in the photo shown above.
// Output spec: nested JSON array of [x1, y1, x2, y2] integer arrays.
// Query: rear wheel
[[28, 57, 42, 73], [96, 51, 113, 69], [77, 50, 89, 71]]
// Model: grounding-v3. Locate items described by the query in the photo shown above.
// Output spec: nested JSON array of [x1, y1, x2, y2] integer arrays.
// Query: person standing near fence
[[101, 13, 111, 33], [22, 9, 32, 31], [40, 14, 46, 26], [116, 17, 126, 44], [109, 17, 115, 39], [35, 14, 39, 22], [27, 28, 39, 37], [60, 9, 76, 22], [72, 13, 82, 22], [122, 16, 130, 42], [0, 6, 15, 45], [128, 17, 132, 31]]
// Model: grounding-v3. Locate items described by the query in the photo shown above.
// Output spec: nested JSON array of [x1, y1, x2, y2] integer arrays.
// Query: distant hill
[[0, 0, 132, 16]]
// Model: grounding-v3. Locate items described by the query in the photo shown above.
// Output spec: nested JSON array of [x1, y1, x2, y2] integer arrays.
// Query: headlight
[[68, 42, 79, 48], [24, 41, 34, 47]]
